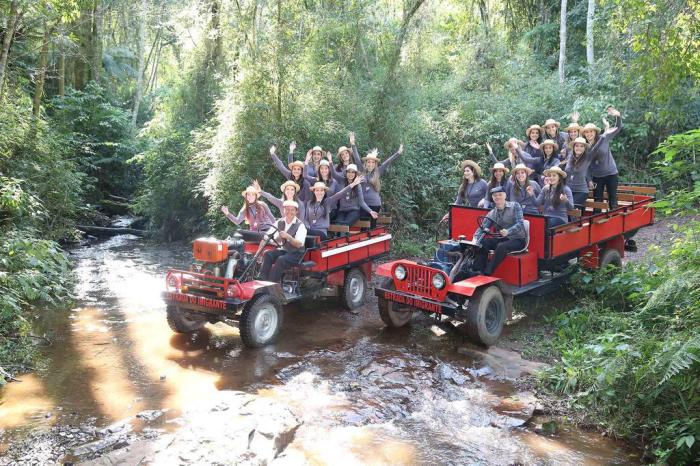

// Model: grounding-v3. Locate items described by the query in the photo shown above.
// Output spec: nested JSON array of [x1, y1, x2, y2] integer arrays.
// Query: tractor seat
[[508, 219, 530, 255], [304, 236, 320, 248]]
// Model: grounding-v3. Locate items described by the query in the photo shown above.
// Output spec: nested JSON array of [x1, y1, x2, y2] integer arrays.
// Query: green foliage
[[541, 221, 700, 463], [652, 128, 700, 215]]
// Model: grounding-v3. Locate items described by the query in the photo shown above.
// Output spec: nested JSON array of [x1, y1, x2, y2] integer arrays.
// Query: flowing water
[[0, 233, 640, 465]]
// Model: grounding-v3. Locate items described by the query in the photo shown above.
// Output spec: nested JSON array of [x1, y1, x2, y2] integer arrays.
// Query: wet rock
[[458, 346, 549, 379], [434, 363, 469, 385], [71, 433, 129, 458], [135, 409, 166, 422]]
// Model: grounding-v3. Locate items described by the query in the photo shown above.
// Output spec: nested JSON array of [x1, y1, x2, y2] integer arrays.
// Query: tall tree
[[0, 0, 22, 97], [558, 0, 568, 83], [586, 0, 595, 74], [132, 0, 147, 126], [91, 0, 103, 81], [32, 22, 51, 116]]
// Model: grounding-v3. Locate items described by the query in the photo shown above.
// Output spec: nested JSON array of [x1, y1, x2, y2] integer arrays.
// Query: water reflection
[[0, 234, 640, 465]]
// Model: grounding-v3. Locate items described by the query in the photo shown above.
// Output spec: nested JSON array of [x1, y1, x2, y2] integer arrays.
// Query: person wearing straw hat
[[543, 112, 579, 151], [500, 138, 543, 180], [303, 158, 341, 220], [254, 179, 306, 223], [332, 132, 357, 181], [270, 144, 309, 202], [534, 166, 574, 228], [221, 185, 276, 241], [507, 164, 541, 215], [256, 199, 308, 284], [480, 162, 511, 209], [304, 177, 363, 240], [304, 145, 325, 178], [471, 186, 527, 276], [584, 107, 623, 210], [539, 139, 561, 183], [356, 144, 404, 227], [563, 136, 608, 214], [441, 160, 488, 222], [524, 124, 544, 162], [334, 164, 376, 226]]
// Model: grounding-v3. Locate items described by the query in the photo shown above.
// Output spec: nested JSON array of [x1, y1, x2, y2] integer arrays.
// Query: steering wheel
[[477, 215, 506, 238], [263, 224, 284, 248]]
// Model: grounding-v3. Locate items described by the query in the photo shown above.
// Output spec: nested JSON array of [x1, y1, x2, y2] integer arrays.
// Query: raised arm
[[379, 144, 404, 175], [515, 146, 541, 164], [303, 161, 316, 183], [287, 141, 297, 164], [259, 190, 283, 211], [605, 108, 622, 139], [270, 145, 291, 178], [327, 177, 362, 204], [355, 185, 374, 216], [222, 205, 246, 225], [351, 144, 362, 166], [486, 143, 499, 164]]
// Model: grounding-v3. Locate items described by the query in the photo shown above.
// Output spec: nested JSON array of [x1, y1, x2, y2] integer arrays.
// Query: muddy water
[[0, 234, 640, 464]]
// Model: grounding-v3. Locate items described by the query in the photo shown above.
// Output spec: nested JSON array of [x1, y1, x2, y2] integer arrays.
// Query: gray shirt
[[535, 185, 575, 222], [337, 183, 372, 214], [507, 180, 541, 215], [455, 179, 488, 208], [352, 145, 403, 207], [589, 116, 622, 178], [473, 201, 526, 243]]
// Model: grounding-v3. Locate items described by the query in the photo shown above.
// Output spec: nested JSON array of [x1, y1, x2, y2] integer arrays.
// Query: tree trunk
[[91, 0, 103, 82], [0, 1, 21, 98], [275, 0, 283, 123], [132, 0, 147, 126], [558, 0, 568, 83], [74, 15, 91, 90], [32, 23, 51, 116], [586, 0, 595, 75], [367, 0, 426, 144]]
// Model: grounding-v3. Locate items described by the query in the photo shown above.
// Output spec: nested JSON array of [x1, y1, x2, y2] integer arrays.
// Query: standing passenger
[[585, 107, 623, 209], [534, 166, 574, 228], [334, 164, 376, 226], [508, 164, 541, 215]]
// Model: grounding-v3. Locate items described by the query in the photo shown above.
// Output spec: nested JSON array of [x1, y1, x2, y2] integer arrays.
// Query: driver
[[257, 200, 308, 283], [472, 186, 527, 276]]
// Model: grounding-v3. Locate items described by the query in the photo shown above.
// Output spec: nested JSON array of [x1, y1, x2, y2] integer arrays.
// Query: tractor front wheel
[[166, 305, 207, 333], [239, 294, 283, 348]]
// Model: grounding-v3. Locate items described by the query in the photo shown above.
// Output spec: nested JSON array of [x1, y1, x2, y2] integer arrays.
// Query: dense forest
[[0, 0, 698, 461]]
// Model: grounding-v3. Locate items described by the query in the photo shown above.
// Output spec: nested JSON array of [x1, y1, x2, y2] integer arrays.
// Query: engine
[[191, 234, 251, 278]]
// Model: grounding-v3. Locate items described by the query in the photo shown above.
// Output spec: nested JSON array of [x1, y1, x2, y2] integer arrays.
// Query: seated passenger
[[305, 178, 363, 240], [334, 164, 376, 226], [304, 158, 340, 221], [539, 139, 561, 182], [221, 186, 276, 241], [534, 166, 574, 228], [507, 164, 541, 215], [269, 144, 309, 202], [332, 132, 356, 181], [257, 200, 307, 283], [255, 179, 306, 222], [356, 144, 404, 227], [472, 187, 527, 276], [304, 145, 325, 179], [480, 162, 510, 208], [441, 160, 487, 221]]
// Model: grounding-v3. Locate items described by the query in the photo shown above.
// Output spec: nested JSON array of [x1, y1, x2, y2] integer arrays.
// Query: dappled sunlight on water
[[1, 234, 641, 464]]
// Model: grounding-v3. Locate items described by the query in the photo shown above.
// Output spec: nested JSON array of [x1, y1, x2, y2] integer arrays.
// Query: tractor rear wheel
[[239, 294, 282, 348], [464, 285, 505, 346], [166, 305, 207, 333], [378, 278, 414, 328], [341, 267, 367, 310]]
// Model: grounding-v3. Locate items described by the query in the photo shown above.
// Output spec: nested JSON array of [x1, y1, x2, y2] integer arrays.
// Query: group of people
[[446, 107, 623, 229], [451, 107, 624, 275], [221, 133, 404, 283]]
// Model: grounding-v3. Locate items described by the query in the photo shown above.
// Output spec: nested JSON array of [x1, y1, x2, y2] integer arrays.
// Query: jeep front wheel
[[378, 278, 413, 328], [464, 285, 505, 346]]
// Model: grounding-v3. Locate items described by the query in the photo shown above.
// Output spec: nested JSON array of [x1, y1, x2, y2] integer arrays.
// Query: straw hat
[[337, 146, 351, 157], [282, 200, 299, 209], [503, 138, 526, 150], [543, 166, 567, 179], [311, 145, 323, 153], [525, 125, 543, 138], [540, 139, 559, 152], [346, 163, 359, 173], [564, 122, 581, 132], [511, 163, 533, 176], [490, 162, 510, 174], [580, 123, 601, 134], [280, 180, 300, 193], [571, 136, 590, 148], [241, 186, 260, 198], [309, 181, 330, 192], [460, 160, 482, 178], [362, 148, 380, 163], [288, 160, 305, 170], [543, 119, 560, 129], [318, 159, 331, 167]]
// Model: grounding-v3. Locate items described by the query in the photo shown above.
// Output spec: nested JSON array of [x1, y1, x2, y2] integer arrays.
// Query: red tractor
[[375, 184, 656, 346], [162, 225, 392, 347]]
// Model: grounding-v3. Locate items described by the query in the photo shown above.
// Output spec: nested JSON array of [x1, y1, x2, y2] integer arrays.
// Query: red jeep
[[162, 225, 391, 347], [374, 184, 656, 346]]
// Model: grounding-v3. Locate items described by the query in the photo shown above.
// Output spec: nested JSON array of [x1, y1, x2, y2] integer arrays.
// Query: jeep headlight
[[432, 273, 446, 290], [394, 265, 407, 280]]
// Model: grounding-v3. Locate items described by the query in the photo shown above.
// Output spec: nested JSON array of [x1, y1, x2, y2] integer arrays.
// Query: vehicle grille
[[405, 265, 432, 296], [182, 274, 226, 298]]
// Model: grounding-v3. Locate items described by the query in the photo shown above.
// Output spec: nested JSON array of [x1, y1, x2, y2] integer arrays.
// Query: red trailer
[[374, 185, 656, 346], [162, 227, 391, 347]]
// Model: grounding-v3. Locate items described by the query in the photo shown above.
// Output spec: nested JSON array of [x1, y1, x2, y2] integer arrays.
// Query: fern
[[659, 335, 700, 385]]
